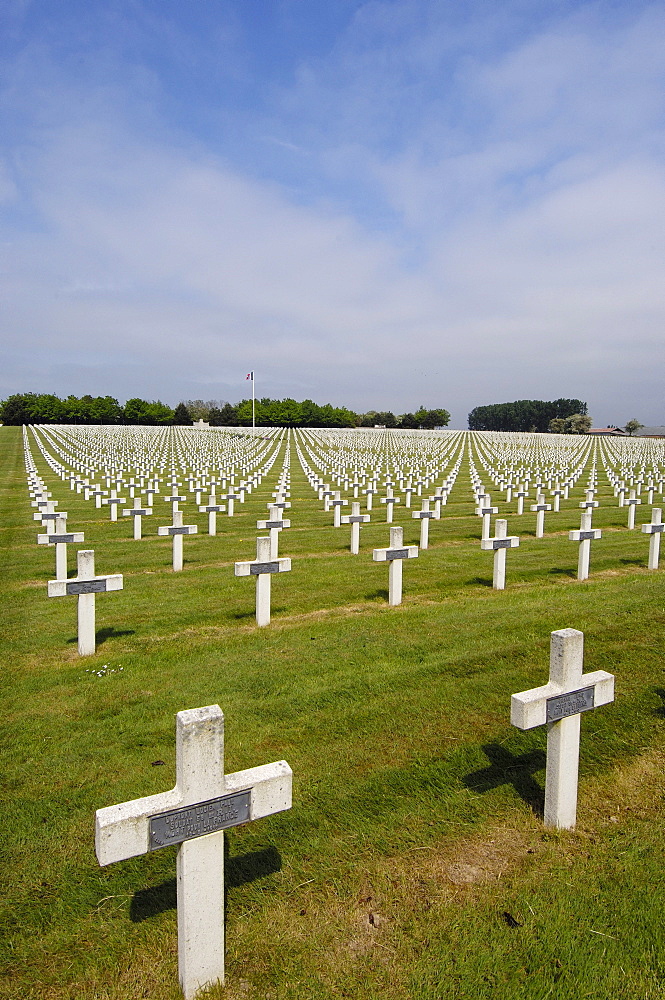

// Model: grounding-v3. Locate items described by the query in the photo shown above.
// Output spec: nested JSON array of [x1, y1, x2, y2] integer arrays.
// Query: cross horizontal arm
[[96, 761, 292, 866], [372, 546, 418, 561], [47, 574, 123, 597], [511, 670, 614, 729]]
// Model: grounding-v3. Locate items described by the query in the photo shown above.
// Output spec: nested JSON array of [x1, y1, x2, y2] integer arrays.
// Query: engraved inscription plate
[[546, 686, 595, 723], [578, 531, 596, 540], [387, 548, 410, 559], [49, 534, 76, 543], [149, 789, 251, 849], [250, 561, 280, 574], [493, 538, 513, 548], [169, 526, 193, 535], [66, 579, 107, 595]]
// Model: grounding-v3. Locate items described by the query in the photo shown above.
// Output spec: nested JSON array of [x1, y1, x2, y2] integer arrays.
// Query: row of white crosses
[[234, 450, 294, 625], [24, 431, 125, 655]]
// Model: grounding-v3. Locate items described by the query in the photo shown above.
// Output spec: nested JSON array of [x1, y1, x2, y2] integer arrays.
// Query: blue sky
[[2, 0, 664, 426]]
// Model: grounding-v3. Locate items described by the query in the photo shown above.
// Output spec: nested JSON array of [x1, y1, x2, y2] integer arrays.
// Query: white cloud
[[1, 1, 665, 426]]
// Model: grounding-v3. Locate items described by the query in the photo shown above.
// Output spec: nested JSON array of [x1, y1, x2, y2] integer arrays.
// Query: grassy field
[[2, 424, 665, 999]]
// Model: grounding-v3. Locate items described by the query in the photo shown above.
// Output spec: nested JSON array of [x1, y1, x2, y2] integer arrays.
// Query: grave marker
[[511, 629, 614, 829], [372, 526, 418, 606], [340, 501, 370, 554], [95, 705, 292, 999], [235, 536, 291, 626], [37, 516, 84, 580], [47, 549, 123, 656], [123, 506, 153, 540], [641, 507, 664, 569], [412, 498, 435, 549], [480, 518, 519, 590], [158, 510, 198, 571], [569, 510, 601, 581]]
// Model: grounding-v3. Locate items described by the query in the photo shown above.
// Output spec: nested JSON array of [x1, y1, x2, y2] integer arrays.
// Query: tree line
[[468, 398, 590, 433], [0, 392, 451, 429]]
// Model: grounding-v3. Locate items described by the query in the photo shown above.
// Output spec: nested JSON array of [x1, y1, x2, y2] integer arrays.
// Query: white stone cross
[[123, 505, 153, 540], [34, 501, 66, 533], [199, 493, 226, 536], [569, 510, 602, 580], [579, 489, 599, 516], [530, 493, 552, 538], [480, 518, 519, 590], [102, 490, 126, 522], [476, 494, 498, 540], [340, 501, 370, 554], [257, 505, 291, 558], [380, 487, 400, 523], [551, 484, 565, 512], [95, 704, 292, 999], [38, 515, 84, 580], [158, 510, 198, 571], [165, 493, 187, 515], [222, 491, 240, 517], [235, 536, 291, 626], [412, 498, 435, 549], [330, 491, 346, 527], [516, 485, 528, 516], [641, 507, 664, 569], [47, 549, 123, 656], [511, 629, 614, 829], [372, 526, 418, 606], [625, 490, 641, 529]]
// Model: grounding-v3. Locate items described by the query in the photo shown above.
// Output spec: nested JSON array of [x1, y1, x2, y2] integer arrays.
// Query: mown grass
[[1, 424, 665, 999]]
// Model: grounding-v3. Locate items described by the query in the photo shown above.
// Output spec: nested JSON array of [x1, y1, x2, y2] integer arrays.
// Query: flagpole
[[252, 373, 255, 429]]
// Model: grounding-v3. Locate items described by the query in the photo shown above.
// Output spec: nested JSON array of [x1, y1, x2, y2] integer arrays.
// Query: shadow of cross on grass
[[129, 845, 282, 923], [463, 743, 546, 817]]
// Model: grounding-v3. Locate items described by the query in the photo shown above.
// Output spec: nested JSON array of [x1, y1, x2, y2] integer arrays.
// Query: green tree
[[549, 418, 566, 434], [564, 413, 592, 434], [172, 402, 192, 425], [625, 419, 644, 436]]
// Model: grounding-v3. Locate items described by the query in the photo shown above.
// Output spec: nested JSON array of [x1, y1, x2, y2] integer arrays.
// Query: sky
[[1, 0, 664, 428]]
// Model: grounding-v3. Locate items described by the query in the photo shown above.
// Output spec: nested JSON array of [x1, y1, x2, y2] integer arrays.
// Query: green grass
[[2, 424, 665, 999]]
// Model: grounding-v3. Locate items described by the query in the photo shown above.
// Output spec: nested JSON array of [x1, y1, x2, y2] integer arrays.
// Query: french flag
[[246, 371, 254, 380]]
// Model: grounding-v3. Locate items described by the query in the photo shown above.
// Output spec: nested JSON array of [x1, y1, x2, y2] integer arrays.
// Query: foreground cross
[[372, 526, 418, 606], [95, 705, 292, 999], [235, 536, 291, 626], [480, 518, 519, 590], [47, 549, 123, 655], [511, 629, 614, 829]]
